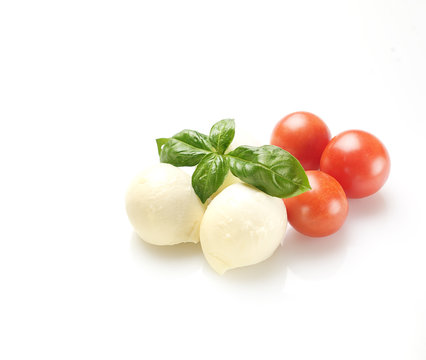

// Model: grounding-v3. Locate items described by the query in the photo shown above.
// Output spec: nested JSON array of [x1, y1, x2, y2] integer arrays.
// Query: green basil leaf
[[192, 153, 229, 203], [209, 119, 235, 154], [173, 129, 215, 152], [159, 129, 214, 166], [160, 138, 211, 166], [156, 138, 169, 156], [227, 145, 311, 198]]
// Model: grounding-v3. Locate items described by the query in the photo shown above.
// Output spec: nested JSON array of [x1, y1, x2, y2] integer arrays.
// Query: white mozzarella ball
[[200, 183, 287, 274], [226, 129, 263, 152], [125, 163, 205, 245], [206, 171, 241, 205]]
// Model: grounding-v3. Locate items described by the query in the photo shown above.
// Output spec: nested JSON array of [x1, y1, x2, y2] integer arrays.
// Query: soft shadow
[[203, 246, 288, 292], [347, 191, 388, 221], [281, 226, 349, 281], [131, 223, 349, 287], [130, 232, 203, 273]]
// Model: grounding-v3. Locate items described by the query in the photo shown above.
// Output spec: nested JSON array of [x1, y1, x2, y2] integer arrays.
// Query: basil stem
[[156, 121, 311, 202]]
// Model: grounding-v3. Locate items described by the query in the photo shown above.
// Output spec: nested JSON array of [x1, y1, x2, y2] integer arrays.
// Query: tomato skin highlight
[[320, 130, 390, 199], [270, 112, 331, 170], [284, 170, 348, 237]]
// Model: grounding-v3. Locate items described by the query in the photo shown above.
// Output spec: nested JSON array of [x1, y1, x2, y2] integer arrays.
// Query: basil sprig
[[157, 119, 310, 203]]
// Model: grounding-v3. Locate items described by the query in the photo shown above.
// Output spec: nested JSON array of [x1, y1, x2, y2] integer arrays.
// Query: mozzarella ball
[[125, 163, 205, 245], [226, 129, 262, 152], [206, 171, 241, 205], [200, 183, 287, 274]]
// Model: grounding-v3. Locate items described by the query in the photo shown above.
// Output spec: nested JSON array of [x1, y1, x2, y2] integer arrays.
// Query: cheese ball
[[226, 128, 262, 152], [200, 183, 287, 274], [206, 171, 241, 205], [125, 163, 205, 245]]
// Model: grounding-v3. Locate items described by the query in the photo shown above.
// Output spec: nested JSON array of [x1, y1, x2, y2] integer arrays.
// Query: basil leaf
[[173, 130, 215, 152], [209, 119, 235, 154], [159, 129, 214, 167], [192, 153, 229, 203], [227, 145, 311, 198], [160, 138, 211, 166], [156, 138, 169, 156]]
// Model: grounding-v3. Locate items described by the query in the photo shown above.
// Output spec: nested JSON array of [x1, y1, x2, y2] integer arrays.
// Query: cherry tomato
[[270, 112, 331, 170], [284, 170, 348, 237], [320, 130, 390, 198]]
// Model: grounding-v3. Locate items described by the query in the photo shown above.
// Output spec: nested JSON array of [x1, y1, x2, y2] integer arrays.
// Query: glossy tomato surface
[[284, 170, 348, 237], [320, 130, 390, 198], [270, 111, 331, 170]]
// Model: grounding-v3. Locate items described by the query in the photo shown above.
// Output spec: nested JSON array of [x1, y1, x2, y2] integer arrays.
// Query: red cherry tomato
[[284, 170, 348, 237], [271, 112, 331, 170], [320, 130, 390, 198]]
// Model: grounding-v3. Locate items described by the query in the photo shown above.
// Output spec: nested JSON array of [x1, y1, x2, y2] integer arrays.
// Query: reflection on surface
[[281, 227, 349, 280], [131, 232, 203, 276], [347, 191, 388, 221], [130, 191, 390, 289], [131, 223, 350, 293], [204, 242, 289, 294]]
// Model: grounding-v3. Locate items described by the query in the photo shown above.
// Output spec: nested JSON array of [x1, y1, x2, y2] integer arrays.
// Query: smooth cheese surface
[[125, 163, 205, 245], [200, 183, 287, 274]]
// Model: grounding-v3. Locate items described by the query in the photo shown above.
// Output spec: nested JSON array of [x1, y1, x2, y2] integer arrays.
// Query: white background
[[1, 0, 425, 359]]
